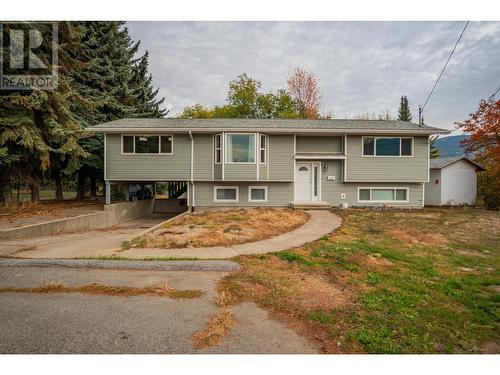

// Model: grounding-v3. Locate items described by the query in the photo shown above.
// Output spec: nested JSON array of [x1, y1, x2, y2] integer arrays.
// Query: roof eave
[[86, 127, 450, 135]]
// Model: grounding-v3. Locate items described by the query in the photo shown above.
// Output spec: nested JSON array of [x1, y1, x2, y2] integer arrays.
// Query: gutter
[[85, 127, 451, 135]]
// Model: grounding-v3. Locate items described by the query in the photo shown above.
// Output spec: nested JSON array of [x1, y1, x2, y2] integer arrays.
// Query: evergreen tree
[[397, 96, 413, 122]]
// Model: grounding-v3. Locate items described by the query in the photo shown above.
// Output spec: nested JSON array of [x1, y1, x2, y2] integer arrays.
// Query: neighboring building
[[88, 118, 449, 209], [425, 156, 484, 206]]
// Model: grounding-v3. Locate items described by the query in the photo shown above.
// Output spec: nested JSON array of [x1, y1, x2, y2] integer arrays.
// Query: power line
[[421, 21, 470, 114], [490, 85, 500, 100]]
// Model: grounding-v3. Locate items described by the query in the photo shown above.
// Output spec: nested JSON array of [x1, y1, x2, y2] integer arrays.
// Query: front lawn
[[132, 208, 309, 248], [220, 207, 500, 353]]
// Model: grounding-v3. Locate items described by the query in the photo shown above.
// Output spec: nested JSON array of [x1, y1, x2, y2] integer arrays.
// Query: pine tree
[[397, 96, 413, 122], [0, 22, 87, 202]]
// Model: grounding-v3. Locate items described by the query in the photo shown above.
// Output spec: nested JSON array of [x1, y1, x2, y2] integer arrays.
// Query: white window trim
[[259, 134, 267, 165], [121, 134, 173, 155], [248, 186, 268, 202], [224, 133, 257, 164], [214, 133, 222, 164], [357, 187, 410, 203], [214, 186, 239, 202], [361, 136, 414, 158]]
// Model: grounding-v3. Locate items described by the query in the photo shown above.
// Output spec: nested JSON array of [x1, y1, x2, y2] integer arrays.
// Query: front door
[[295, 162, 320, 202]]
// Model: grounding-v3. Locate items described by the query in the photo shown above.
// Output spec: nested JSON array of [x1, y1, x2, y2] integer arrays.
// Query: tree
[[179, 74, 301, 119], [287, 68, 322, 119], [397, 96, 413, 122], [456, 97, 500, 209]]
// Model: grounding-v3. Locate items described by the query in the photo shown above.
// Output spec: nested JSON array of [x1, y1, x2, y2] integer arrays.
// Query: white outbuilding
[[425, 156, 484, 206]]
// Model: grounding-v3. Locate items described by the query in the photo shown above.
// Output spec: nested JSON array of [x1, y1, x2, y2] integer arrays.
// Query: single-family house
[[88, 118, 449, 209], [425, 156, 484, 206]]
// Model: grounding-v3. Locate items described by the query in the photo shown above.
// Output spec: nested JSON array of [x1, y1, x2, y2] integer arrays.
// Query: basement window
[[358, 188, 409, 202], [214, 186, 239, 202], [249, 186, 268, 202]]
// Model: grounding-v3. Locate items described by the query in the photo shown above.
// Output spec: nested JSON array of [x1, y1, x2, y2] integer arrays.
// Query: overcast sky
[[127, 21, 500, 133]]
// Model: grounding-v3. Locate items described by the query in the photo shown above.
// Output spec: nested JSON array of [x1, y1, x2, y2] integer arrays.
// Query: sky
[[127, 21, 500, 133]]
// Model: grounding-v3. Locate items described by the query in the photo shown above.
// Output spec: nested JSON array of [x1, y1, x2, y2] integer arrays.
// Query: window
[[362, 137, 413, 157], [123, 135, 134, 153], [135, 135, 159, 153], [248, 186, 267, 202], [363, 137, 375, 156], [226, 133, 255, 163], [215, 134, 221, 164], [160, 135, 173, 154], [122, 135, 173, 154], [401, 138, 412, 156], [260, 134, 266, 164], [214, 186, 239, 202], [358, 187, 409, 202]]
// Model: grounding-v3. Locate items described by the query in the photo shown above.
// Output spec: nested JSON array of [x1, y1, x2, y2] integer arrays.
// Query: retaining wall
[[154, 198, 188, 214], [0, 199, 155, 240]]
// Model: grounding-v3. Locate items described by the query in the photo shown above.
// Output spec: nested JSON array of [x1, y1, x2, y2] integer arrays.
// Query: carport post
[[105, 180, 111, 205]]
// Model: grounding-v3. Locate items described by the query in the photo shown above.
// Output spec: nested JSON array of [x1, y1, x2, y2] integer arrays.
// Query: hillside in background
[[435, 134, 470, 157]]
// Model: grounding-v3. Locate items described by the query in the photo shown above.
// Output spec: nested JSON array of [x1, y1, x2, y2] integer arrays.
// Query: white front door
[[295, 162, 320, 202]]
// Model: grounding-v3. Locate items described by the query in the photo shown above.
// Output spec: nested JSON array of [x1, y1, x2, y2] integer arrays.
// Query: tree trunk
[[76, 169, 86, 200], [54, 173, 64, 201], [90, 173, 97, 198], [30, 183, 40, 202], [0, 170, 12, 205]]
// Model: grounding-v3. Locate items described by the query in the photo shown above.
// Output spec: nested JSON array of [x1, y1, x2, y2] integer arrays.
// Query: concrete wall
[[0, 199, 155, 240], [154, 198, 188, 214]]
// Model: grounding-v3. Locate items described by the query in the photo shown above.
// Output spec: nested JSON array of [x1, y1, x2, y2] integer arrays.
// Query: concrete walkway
[[116, 210, 342, 259]]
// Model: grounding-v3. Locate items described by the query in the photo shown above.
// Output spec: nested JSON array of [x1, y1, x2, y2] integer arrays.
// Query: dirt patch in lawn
[[132, 208, 310, 249]]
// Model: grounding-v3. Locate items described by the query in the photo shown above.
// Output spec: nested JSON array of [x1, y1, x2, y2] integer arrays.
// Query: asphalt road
[[0, 265, 317, 354]]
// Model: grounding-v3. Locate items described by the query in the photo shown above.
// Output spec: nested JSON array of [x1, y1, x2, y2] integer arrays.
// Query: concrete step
[[290, 201, 332, 210]]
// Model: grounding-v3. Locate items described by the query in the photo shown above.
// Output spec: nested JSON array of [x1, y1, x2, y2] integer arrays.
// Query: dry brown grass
[[134, 208, 310, 249], [192, 291, 238, 349], [0, 200, 102, 221], [0, 281, 203, 299]]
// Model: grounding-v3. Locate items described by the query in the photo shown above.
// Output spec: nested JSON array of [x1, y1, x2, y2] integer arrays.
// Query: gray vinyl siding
[[192, 181, 294, 207], [214, 163, 222, 180], [193, 134, 212, 180], [268, 134, 294, 180], [321, 160, 423, 208], [223, 163, 257, 180], [296, 136, 342, 153], [346, 135, 428, 182], [105, 133, 190, 181]]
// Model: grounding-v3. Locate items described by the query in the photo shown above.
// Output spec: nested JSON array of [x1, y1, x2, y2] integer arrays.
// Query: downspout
[[189, 131, 195, 209]]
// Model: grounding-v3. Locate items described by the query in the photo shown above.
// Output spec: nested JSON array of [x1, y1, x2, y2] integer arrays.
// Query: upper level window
[[122, 135, 173, 154], [260, 134, 266, 164], [226, 133, 255, 163], [215, 134, 222, 164], [363, 137, 413, 157]]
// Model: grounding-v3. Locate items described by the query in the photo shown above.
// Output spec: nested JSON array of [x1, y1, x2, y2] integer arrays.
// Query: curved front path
[[115, 210, 342, 260]]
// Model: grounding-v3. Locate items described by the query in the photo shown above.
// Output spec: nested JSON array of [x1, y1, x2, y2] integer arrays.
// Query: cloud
[[127, 21, 500, 132]]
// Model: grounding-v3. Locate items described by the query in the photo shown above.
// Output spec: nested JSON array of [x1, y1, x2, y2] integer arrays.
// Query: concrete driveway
[[0, 213, 170, 259], [0, 263, 317, 354]]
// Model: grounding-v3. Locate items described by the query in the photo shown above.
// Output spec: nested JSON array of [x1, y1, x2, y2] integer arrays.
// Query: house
[[88, 118, 449, 209], [424, 156, 484, 206]]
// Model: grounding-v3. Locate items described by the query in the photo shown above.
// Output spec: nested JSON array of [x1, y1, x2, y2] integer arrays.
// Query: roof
[[87, 118, 449, 135], [430, 156, 485, 171]]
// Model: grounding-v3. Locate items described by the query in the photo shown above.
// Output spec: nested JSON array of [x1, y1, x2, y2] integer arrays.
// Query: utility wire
[[421, 21, 469, 113], [489, 85, 500, 100]]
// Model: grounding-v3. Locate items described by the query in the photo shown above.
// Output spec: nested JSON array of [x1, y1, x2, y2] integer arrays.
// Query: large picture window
[[358, 187, 408, 202], [226, 133, 255, 163], [122, 135, 173, 154], [362, 137, 413, 157]]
